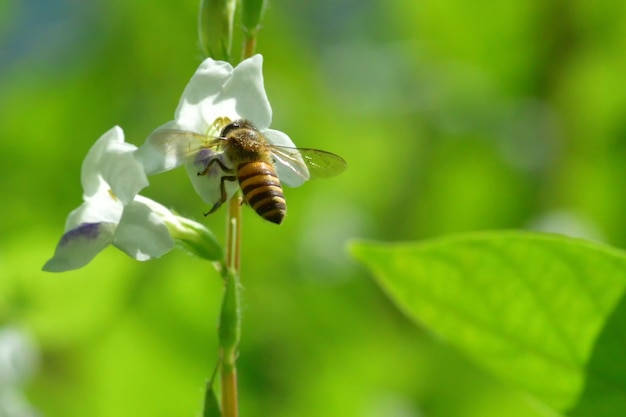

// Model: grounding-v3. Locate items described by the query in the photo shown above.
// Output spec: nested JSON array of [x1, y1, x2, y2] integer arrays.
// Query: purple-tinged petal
[[59, 222, 101, 244], [113, 200, 175, 261], [43, 222, 116, 272], [64, 193, 122, 231], [184, 154, 239, 210]]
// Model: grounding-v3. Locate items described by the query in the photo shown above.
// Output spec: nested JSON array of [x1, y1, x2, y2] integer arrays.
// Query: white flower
[[135, 54, 305, 208], [0, 326, 40, 417], [0, 327, 37, 388], [43, 127, 175, 272]]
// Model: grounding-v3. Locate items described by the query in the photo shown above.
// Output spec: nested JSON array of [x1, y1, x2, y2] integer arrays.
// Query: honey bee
[[150, 118, 347, 224]]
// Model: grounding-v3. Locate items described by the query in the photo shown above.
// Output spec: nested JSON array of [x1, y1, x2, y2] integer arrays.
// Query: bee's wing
[[270, 146, 309, 187], [271, 145, 347, 187], [148, 129, 222, 162], [296, 148, 348, 179]]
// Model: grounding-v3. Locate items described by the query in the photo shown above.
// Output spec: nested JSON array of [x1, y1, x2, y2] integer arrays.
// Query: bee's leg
[[199, 156, 233, 176], [204, 175, 237, 216]]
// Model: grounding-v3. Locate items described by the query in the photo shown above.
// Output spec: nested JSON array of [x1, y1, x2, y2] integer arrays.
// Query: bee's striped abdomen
[[238, 161, 286, 224]]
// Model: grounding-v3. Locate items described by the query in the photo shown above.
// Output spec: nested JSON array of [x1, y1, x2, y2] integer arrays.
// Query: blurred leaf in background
[[352, 232, 626, 416], [1, 0, 626, 416]]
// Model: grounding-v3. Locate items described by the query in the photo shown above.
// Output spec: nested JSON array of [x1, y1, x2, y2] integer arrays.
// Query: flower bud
[[241, 0, 267, 37], [198, 0, 236, 61], [167, 214, 223, 262]]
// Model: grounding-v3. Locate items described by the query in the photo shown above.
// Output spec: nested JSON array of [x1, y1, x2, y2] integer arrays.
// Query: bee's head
[[220, 119, 257, 137]]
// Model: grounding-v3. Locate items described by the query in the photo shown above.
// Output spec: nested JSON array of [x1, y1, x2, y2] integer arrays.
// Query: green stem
[[241, 0, 266, 59], [219, 195, 242, 417], [242, 33, 257, 61], [220, 347, 239, 416], [226, 194, 242, 272], [216, 17, 258, 417]]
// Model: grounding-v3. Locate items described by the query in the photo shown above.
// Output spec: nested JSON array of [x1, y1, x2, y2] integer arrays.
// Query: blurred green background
[[1, 0, 625, 416]]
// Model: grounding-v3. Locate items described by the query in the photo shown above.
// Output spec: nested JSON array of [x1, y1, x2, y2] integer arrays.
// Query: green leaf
[[203, 375, 222, 417], [350, 231, 626, 415], [569, 293, 626, 416]]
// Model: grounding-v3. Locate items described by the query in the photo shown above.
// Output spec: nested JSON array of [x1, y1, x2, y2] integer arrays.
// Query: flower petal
[[185, 155, 239, 208], [43, 222, 116, 272], [132, 195, 179, 223], [131, 195, 223, 261], [135, 121, 192, 175], [176, 58, 234, 133], [113, 199, 175, 261], [263, 128, 297, 147], [0, 326, 38, 385], [64, 193, 123, 231], [264, 129, 309, 187], [214, 55, 272, 130], [81, 126, 148, 204]]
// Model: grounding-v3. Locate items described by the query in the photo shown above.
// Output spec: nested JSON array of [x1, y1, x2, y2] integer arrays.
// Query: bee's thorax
[[224, 128, 272, 164]]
